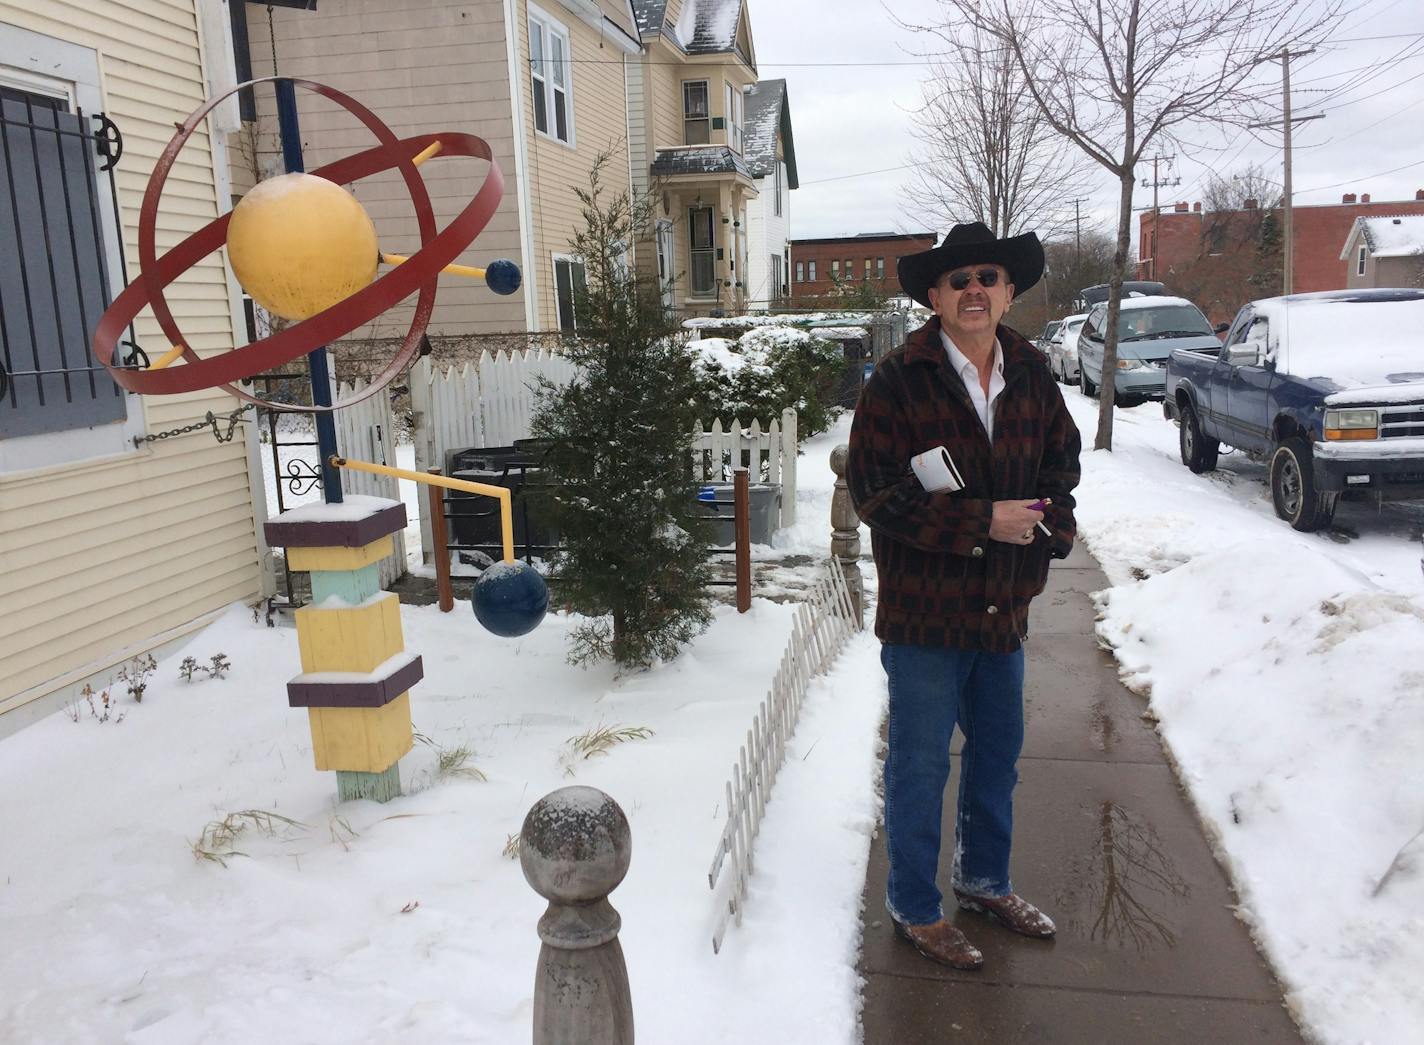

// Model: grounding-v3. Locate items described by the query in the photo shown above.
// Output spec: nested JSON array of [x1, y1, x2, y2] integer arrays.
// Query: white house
[[742, 77, 797, 310]]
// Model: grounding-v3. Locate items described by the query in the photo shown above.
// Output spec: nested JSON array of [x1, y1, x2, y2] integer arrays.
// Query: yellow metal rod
[[330, 455, 514, 564], [381, 252, 487, 281], [148, 344, 187, 370], [410, 140, 443, 168]]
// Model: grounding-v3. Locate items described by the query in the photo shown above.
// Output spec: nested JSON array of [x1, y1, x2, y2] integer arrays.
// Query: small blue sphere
[[485, 258, 522, 296], [473, 560, 548, 637]]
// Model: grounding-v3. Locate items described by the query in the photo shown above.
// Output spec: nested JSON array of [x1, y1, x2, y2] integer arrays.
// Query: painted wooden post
[[521, 786, 634, 1045], [829, 445, 863, 625], [265, 500, 419, 803], [427, 468, 454, 613], [734, 467, 751, 613]]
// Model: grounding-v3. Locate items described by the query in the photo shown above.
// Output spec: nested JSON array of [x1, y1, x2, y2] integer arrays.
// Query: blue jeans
[[881, 643, 1026, 925]]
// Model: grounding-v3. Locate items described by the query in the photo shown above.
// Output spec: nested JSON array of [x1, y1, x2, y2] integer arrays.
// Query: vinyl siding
[[246, 0, 527, 335], [0, 0, 261, 716], [516, 0, 633, 331]]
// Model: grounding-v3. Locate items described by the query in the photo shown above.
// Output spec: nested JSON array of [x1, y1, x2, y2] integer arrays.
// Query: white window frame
[[1356, 244, 1367, 277], [0, 26, 143, 474], [683, 79, 710, 145], [773, 160, 782, 217], [725, 81, 743, 153], [655, 219, 675, 309], [551, 252, 586, 331], [808, 259, 816, 282], [529, 4, 574, 147], [795, 260, 803, 283]]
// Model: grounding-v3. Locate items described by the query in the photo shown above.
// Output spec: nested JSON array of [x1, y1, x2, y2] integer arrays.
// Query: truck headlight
[[1324, 408, 1379, 440]]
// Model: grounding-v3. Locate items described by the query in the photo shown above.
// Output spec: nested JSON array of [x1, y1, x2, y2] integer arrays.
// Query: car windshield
[[1118, 305, 1213, 341], [1282, 295, 1424, 387], [1066, 319, 1084, 332]]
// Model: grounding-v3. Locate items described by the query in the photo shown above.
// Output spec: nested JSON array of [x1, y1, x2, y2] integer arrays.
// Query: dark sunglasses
[[946, 267, 1002, 291]]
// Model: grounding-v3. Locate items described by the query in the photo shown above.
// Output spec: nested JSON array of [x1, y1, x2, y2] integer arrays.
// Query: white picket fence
[[408, 350, 578, 563], [408, 350, 801, 559], [332, 377, 406, 588], [691, 411, 798, 529], [707, 561, 862, 953]]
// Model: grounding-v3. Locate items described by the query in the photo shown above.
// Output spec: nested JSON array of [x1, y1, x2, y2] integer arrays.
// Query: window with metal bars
[[0, 85, 127, 440]]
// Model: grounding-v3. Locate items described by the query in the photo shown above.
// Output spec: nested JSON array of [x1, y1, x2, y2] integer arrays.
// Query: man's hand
[[989, 500, 1046, 545]]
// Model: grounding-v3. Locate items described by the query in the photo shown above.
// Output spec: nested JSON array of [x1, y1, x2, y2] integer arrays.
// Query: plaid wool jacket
[[847, 316, 1082, 651]]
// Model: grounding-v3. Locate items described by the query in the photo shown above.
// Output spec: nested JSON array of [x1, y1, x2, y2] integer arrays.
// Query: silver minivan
[[1076, 295, 1220, 403]]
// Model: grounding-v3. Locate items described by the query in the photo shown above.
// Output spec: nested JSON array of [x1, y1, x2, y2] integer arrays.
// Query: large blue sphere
[[473, 560, 548, 637], [485, 258, 522, 296]]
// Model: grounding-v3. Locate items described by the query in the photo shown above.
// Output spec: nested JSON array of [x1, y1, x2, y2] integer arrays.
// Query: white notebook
[[910, 446, 965, 493]]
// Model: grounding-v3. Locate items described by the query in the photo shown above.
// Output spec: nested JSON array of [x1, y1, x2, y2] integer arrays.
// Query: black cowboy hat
[[897, 222, 1045, 307]]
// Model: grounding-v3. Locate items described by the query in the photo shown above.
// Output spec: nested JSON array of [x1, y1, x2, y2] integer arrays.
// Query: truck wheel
[[1079, 367, 1097, 398], [1269, 438, 1337, 531], [1179, 403, 1219, 473]]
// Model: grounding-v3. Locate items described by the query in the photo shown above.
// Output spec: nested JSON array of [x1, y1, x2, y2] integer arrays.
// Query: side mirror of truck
[[1214, 321, 1231, 334], [1226, 340, 1265, 367]]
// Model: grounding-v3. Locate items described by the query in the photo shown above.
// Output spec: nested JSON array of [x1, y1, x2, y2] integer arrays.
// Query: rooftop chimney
[[1244, 198, 1258, 210], [1174, 202, 1189, 212], [1362, 193, 1371, 203], [1193, 202, 1202, 212], [1343, 193, 1358, 204]]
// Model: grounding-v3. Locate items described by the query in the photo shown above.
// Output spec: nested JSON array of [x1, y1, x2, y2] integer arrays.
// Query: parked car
[[1035, 320, 1062, 357], [1047, 313, 1087, 383], [1165, 288, 1424, 531], [1079, 280, 1166, 306], [1077, 295, 1220, 404]]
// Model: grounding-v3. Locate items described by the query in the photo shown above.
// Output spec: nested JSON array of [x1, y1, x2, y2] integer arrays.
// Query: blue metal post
[[275, 78, 343, 503]]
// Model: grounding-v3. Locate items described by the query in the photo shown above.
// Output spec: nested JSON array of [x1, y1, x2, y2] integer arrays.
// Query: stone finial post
[[829, 445, 864, 625], [521, 786, 634, 1045]]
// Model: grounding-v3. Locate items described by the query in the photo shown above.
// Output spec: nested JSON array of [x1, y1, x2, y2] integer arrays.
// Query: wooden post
[[426, 468, 454, 613], [829, 445, 863, 625], [522, 786, 634, 1045], [734, 466, 751, 613]]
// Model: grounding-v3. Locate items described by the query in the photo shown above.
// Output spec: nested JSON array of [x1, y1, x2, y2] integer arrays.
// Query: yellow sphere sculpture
[[227, 172, 378, 321]]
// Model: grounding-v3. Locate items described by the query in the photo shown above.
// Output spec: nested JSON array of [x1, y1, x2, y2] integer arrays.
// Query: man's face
[[928, 263, 1015, 341]]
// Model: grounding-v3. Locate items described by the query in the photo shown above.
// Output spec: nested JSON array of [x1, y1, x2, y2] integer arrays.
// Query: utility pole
[[1140, 156, 1179, 280], [1250, 49, 1322, 294], [1068, 197, 1089, 263]]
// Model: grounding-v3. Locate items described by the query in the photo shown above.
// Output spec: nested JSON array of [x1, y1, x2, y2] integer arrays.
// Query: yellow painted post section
[[308, 693, 414, 773], [287, 534, 394, 573], [295, 592, 403, 673]]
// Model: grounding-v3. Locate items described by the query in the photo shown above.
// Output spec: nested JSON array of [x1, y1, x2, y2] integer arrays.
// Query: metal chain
[[133, 405, 256, 446]]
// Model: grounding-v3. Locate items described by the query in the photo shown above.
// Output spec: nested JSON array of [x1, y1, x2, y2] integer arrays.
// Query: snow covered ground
[[1064, 389, 1424, 1045], [0, 420, 886, 1045], [7, 384, 1423, 1044]]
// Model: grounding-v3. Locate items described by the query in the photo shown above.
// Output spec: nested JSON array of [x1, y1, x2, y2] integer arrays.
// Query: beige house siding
[[248, 0, 528, 336], [0, 0, 261, 720], [515, 0, 634, 331]]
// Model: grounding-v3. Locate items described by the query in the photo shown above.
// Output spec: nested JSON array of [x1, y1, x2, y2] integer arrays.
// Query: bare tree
[[903, 27, 1092, 240], [924, 0, 1341, 450]]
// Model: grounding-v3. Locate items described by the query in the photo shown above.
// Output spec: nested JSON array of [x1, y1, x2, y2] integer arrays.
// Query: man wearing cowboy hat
[[847, 222, 1081, 969]]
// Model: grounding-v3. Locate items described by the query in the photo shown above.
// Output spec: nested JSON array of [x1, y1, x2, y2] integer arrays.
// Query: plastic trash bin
[[694, 482, 781, 546]]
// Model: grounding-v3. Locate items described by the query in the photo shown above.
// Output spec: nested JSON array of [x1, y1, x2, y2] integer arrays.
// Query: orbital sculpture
[[92, 78, 546, 802]]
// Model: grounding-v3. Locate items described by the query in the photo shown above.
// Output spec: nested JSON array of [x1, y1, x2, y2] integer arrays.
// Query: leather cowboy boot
[[892, 918, 985, 969], [953, 890, 1056, 938]]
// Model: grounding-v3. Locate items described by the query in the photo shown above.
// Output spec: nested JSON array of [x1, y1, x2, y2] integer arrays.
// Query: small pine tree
[[531, 157, 714, 669]]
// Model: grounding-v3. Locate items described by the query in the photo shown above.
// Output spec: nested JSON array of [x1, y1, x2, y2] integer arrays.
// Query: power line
[[800, 163, 918, 186], [1297, 157, 1424, 194]]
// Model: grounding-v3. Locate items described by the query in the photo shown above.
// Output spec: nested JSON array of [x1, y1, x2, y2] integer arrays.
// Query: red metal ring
[[91, 78, 504, 412]]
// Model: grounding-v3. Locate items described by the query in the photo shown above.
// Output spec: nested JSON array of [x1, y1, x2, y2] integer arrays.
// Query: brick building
[[789, 232, 934, 302], [1140, 190, 1424, 323]]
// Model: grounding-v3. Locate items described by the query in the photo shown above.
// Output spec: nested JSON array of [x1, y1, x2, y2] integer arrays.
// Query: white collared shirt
[[939, 330, 1005, 443]]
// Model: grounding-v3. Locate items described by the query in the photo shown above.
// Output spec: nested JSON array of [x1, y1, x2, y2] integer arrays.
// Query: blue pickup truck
[[1165, 289, 1424, 531]]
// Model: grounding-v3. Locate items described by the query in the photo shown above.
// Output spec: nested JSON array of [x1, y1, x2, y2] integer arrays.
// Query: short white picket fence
[[690, 411, 798, 530], [332, 376, 405, 587], [707, 561, 862, 953]]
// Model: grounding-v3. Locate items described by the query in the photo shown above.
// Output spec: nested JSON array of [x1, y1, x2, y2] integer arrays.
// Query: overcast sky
[[751, 0, 1424, 246]]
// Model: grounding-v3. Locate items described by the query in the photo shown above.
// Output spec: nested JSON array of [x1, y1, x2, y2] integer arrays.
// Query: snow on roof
[[1340, 215, 1424, 259], [675, 0, 742, 54], [1112, 294, 1200, 311], [743, 79, 784, 178], [631, 0, 668, 35], [651, 145, 753, 179]]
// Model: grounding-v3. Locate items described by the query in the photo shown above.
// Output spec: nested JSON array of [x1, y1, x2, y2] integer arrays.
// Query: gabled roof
[[634, 0, 748, 59], [651, 145, 752, 180], [743, 78, 798, 189], [1340, 215, 1424, 259]]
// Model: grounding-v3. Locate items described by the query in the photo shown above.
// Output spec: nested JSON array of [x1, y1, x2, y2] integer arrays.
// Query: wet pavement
[[857, 543, 1304, 1044]]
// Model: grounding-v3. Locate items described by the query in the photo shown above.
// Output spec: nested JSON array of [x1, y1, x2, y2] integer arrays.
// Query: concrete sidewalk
[[857, 544, 1304, 1043]]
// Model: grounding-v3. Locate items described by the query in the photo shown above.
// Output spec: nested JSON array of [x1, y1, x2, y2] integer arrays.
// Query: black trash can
[[444, 440, 559, 557]]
